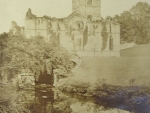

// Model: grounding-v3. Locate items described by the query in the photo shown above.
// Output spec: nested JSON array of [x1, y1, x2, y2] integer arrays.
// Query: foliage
[[0, 33, 74, 82], [0, 83, 31, 113], [101, 22, 109, 50], [112, 2, 150, 44], [58, 79, 91, 95]]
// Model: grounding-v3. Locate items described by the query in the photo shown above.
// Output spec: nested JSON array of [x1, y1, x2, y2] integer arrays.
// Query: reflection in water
[[17, 88, 131, 113]]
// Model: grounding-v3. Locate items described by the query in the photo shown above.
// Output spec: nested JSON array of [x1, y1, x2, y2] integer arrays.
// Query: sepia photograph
[[0, 0, 150, 113]]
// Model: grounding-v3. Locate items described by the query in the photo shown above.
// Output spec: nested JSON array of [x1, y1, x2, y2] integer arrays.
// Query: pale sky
[[0, 0, 150, 33]]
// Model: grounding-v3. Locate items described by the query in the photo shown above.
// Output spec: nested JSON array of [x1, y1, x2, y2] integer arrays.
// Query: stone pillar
[[72, 30, 82, 51], [115, 24, 120, 56], [80, 33, 84, 50], [94, 24, 102, 56], [53, 74, 58, 87], [87, 22, 93, 36], [59, 30, 73, 51], [110, 23, 115, 56], [25, 19, 36, 38], [51, 21, 59, 31], [35, 18, 49, 42], [101, 23, 111, 56], [94, 24, 102, 51], [59, 31, 66, 47], [111, 23, 120, 56], [74, 31, 84, 51]]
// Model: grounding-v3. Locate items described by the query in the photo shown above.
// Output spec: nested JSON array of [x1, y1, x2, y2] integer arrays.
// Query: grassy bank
[[56, 44, 150, 113], [121, 44, 150, 57], [58, 80, 150, 113], [59, 56, 150, 87], [58, 44, 150, 87]]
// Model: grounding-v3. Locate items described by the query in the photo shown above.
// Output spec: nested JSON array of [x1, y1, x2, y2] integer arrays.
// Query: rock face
[[24, 0, 120, 57]]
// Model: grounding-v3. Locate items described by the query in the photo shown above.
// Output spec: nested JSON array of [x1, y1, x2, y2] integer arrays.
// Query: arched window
[[87, 0, 92, 5]]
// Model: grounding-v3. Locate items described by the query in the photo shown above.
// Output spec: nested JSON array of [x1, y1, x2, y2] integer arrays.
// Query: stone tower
[[72, 0, 101, 21]]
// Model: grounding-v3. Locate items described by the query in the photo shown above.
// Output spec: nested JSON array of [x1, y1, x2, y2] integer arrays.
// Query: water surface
[[17, 87, 132, 113]]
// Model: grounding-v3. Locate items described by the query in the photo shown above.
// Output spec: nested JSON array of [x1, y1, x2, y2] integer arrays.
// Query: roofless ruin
[[23, 0, 120, 57]]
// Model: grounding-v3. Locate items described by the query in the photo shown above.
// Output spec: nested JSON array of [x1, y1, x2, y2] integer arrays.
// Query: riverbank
[[56, 44, 150, 113], [57, 44, 150, 88], [0, 83, 31, 113], [0, 83, 132, 113], [57, 56, 150, 88], [57, 79, 150, 113]]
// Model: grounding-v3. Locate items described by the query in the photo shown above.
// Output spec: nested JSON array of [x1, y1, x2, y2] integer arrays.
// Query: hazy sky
[[0, 0, 150, 33]]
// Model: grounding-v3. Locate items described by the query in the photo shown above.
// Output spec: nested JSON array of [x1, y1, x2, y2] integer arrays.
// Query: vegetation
[[101, 22, 109, 50], [0, 32, 74, 83], [1, 2, 150, 113], [121, 43, 150, 57], [0, 32, 75, 112], [0, 83, 30, 113], [57, 43, 150, 97], [58, 78, 150, 113], [112, 2, 150, 44]]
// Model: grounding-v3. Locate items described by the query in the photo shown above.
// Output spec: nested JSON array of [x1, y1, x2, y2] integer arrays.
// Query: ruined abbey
[[12, 0, 121, 57]]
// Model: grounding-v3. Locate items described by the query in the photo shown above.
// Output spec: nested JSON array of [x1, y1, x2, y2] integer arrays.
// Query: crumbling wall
[[74, 20, 120, 57], [25, 19, 36, 38], [10, 21, 23, 36], [24, 7, 120, 57], [25, 18, 48, 39], [110, 22, 120, 56]]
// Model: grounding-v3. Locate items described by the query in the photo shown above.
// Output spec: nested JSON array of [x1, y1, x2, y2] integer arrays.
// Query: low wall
[[121, 43, 135, 50]]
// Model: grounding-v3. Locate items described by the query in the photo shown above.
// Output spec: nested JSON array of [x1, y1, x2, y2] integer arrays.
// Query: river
[[16, 87, 133, 113]]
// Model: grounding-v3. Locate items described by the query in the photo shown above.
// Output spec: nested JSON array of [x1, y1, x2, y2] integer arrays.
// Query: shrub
[[0, 33, 74, 83]]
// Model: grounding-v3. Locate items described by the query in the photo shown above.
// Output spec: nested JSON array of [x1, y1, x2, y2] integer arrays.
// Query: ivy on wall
[[83, 26, 88, 49], [101, 22, 108, 51], [110, 34, 113, 51]]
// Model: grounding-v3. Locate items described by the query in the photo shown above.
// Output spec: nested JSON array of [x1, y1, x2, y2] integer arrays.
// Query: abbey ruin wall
[[23, 0, 120, 57]]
